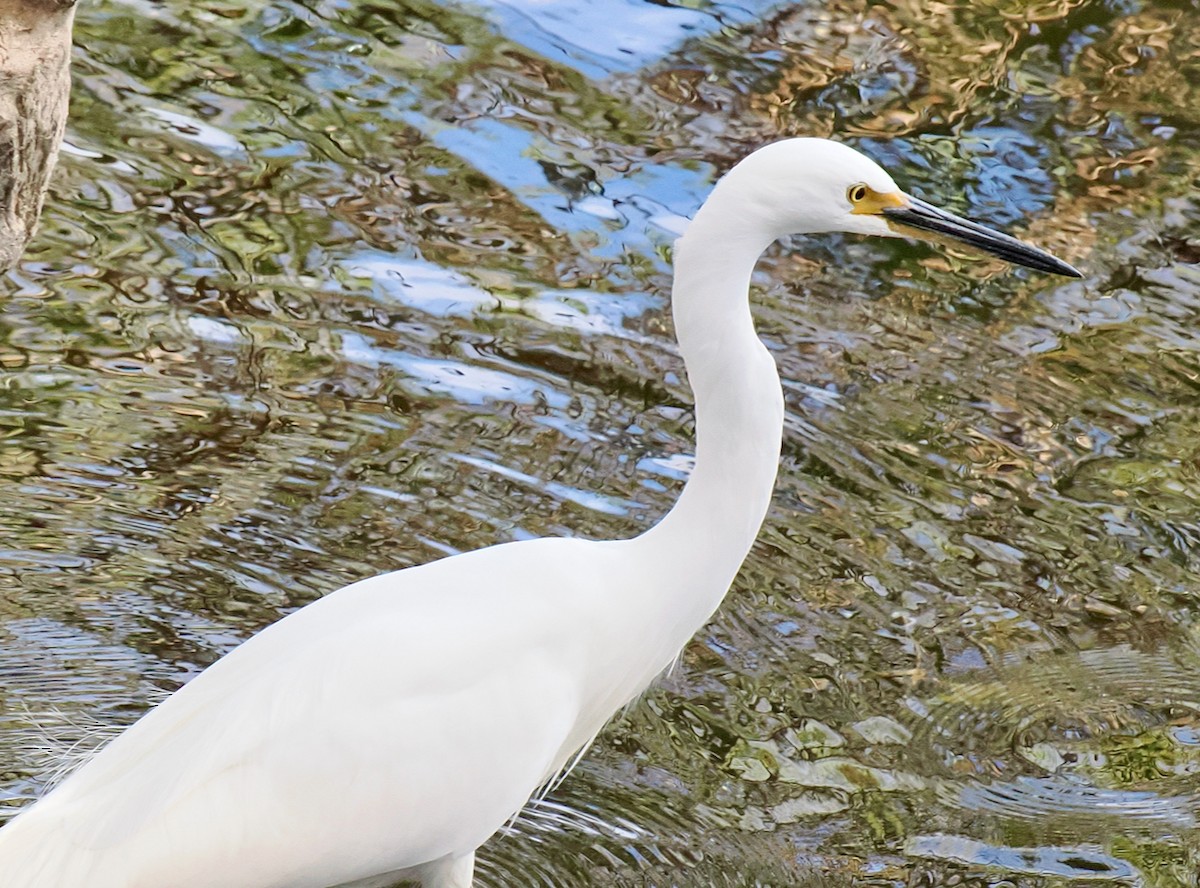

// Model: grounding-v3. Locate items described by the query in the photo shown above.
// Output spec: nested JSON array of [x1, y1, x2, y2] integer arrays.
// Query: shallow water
[[2, 0, 1200, 884]]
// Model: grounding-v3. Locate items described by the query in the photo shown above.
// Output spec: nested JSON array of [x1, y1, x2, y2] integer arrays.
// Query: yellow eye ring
[[848, 184, 868, 204]]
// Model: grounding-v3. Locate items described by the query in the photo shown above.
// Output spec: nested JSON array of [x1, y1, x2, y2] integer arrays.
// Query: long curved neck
[[634, 193, 784, 638]]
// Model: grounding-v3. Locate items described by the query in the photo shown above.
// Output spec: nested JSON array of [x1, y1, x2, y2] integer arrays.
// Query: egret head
[[716, 138, 1081, 278]]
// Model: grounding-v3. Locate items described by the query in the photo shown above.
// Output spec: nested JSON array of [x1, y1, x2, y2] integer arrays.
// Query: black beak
[[882, 196, 1082, 278]]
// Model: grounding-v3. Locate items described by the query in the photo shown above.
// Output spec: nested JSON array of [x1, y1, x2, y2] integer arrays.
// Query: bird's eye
[[848, 184, 869, 204]]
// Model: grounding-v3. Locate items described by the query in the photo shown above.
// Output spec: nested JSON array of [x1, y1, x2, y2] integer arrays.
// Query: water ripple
[[945, 775, 1198, 828], [906, 834, 1138, 882]]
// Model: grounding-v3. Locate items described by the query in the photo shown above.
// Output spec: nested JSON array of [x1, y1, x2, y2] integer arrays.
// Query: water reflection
[[1, 0, 1199, 885]]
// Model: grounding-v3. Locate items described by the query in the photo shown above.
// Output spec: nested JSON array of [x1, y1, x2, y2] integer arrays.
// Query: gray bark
[[0, 0, 74, 270]]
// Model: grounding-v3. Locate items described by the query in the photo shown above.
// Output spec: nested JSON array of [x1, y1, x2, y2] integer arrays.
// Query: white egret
[[0, 138, 1080, 888]]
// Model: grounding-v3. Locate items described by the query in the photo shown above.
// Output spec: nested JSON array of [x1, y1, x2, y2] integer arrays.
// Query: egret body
[[0, 139, 1079, 888]]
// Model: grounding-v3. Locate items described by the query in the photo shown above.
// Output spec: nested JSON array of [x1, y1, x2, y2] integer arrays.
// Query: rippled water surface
[[2, 0, 1200, 884]]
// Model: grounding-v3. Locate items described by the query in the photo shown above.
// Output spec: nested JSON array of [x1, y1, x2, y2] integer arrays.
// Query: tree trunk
[[0, 0, 74, 270]]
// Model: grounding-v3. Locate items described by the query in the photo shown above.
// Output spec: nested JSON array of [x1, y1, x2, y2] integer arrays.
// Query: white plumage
[[0, 139, 1078, 887]]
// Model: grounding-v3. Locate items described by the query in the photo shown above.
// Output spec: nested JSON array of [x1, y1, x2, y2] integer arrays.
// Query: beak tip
[[1056, 261, 1084, 279]]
